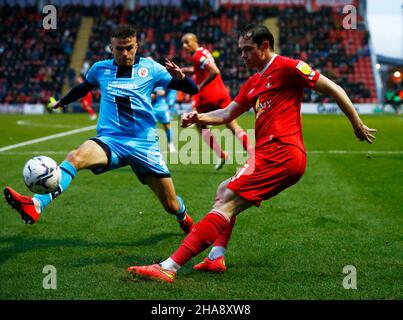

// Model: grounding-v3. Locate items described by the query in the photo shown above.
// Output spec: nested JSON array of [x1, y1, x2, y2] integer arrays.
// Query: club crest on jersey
[[266, 76, 273, 88], [138, 67, 149, 78]]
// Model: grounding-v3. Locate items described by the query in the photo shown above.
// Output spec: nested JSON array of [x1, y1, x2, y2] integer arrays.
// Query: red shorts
[[193, 95, 232, 114], [227, 141, 306, 207]]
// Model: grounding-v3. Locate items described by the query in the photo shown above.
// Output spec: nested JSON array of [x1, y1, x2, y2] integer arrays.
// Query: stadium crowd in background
[[0, 3, 381, 106], [0, 5, 82, 104]]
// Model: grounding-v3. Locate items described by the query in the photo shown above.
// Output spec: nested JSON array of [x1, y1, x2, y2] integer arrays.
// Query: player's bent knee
[[65, 149, 89, 170], [215, 179, 231, 202], [65, 150, 80, 167]]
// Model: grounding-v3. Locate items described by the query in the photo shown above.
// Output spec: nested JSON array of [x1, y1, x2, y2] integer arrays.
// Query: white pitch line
[[16, 120, 81, 128], [0, 125, 96, 153]]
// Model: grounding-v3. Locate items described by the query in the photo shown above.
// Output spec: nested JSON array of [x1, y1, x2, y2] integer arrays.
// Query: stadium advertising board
[[0, 103, 383, 114], [0, 104, 44, 114], [301, 103, 379, 114], [219, 0, 306, 6]]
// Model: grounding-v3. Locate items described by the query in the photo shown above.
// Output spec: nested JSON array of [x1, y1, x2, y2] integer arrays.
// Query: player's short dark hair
[[240, 24, 275, 50], [110, 25, 137, 40]]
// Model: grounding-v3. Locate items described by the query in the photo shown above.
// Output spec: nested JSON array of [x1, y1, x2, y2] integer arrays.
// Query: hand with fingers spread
[[354, 123, 377, 144], [165, 58, 185, 80], [181, 111, 199, 128]]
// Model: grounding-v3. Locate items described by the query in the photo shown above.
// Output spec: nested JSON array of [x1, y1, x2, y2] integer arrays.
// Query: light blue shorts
[[90, 136, 170, 184]]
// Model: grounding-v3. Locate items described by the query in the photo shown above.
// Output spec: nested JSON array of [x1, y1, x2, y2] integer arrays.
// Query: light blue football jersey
[[85, 57, 172, 140]]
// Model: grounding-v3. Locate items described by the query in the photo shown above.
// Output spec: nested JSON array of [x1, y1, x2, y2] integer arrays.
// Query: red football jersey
[[234, 55, 320, 152], [192, 47, 231, 106]]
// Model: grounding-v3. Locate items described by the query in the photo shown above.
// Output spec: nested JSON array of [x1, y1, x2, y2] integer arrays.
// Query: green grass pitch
[[0, 112, 402, 300]]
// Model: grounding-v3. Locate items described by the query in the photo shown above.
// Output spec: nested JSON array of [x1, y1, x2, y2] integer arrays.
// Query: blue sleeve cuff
[[168, 76, 198, 95], [60, 80, 97, 106]]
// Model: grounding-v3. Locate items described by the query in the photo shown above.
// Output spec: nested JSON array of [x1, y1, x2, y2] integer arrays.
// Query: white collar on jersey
[[259, 54, 278, 76]]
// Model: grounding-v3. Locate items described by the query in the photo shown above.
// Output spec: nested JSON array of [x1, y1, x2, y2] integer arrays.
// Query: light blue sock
[[165, 127, 172, 144], [34, 160, 77, 212], [176, 195, 186, 220]]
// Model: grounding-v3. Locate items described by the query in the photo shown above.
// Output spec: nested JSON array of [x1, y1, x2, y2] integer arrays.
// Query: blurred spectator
[[0, 3, 377, 104]]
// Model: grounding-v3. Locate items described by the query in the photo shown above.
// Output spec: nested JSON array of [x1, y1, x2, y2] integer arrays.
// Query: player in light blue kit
[[4, 25, 197, 234], [166, 88, 178, 120], [152, 86, 176, 153]]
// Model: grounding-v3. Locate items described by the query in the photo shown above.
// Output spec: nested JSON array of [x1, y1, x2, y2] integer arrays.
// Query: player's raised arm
[[197, 59, 220, 91], [165, 59, 198, 95], [313, 74, 377, 144], [49, 80, 97, 110], [181, 101, 246, 127]]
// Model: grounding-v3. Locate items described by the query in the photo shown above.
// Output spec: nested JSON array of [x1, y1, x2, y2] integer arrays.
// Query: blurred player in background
[[76, 76, 97, 120], [181, 33, 254, 170], [166, 88, 178, 120], [4, 25, 197, 234], [128, 24, 377, 282], [152, 86, 177, 153]]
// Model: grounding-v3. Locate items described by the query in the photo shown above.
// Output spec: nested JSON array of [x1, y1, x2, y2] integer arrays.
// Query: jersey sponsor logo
[[266, 76, 273, 88], [255, 95, 271, 120], [107, 81, 137, 91], [104, 69, 111, 75], [138, 67, 149, 78]]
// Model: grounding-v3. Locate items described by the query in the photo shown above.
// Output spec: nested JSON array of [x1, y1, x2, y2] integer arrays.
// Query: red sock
[[201, 129, 226, 159], [171, 210, 230, 266], [236, 130, 253, 154], [213, 216, 236, 248], [82, 102, 96, 116], [87, 108, 96, 117]]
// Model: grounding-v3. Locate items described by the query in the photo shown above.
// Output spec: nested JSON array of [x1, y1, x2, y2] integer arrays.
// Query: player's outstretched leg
[[193, 216, 236, 273], [199, 126, 228, 170], [127, 264, 176, 283], [226, 120, 254, 157], [163, 123, 176, 153], [3, 186, 40, 224], [128, 184, 252, 282], [143, 176, 194, 234], [33, 160, 77, 213], [176, 195, 194, 234], [128, 209, 231, 283], [3, 160, 77, 224]]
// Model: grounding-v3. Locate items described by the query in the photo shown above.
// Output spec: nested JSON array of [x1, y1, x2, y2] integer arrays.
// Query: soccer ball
[[22, 156, 61, 194]]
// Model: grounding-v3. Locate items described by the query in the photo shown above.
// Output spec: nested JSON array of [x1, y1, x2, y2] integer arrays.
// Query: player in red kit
[[128, 24, 377, 282], [181, 33, 253, 170], [77, 76, 97, 120]]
